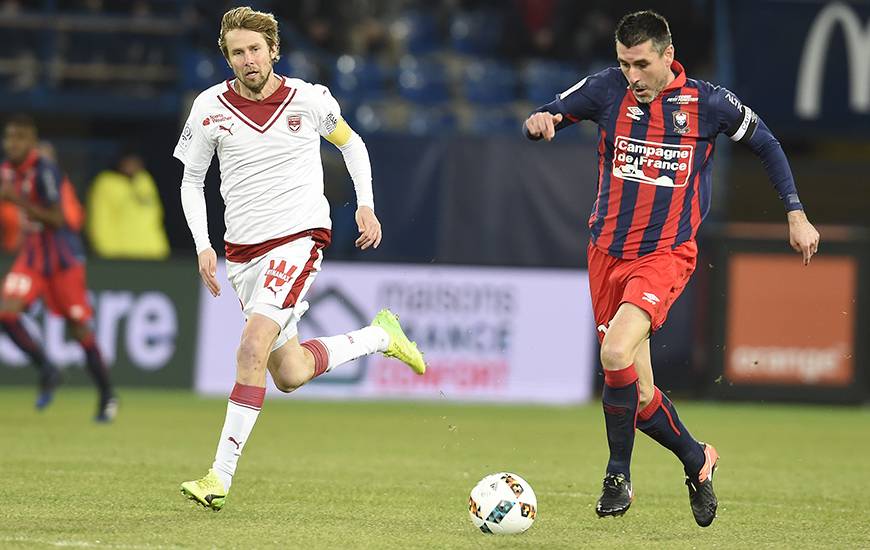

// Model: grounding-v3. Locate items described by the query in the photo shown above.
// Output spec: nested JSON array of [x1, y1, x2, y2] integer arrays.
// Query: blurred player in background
[[175, 6, 426, 511], [0, 115, 117, 421], [524, 10, 819, 526]]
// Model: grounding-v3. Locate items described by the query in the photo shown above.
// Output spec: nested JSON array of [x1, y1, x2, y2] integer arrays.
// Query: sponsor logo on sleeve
[[178, 123, 193, 152]]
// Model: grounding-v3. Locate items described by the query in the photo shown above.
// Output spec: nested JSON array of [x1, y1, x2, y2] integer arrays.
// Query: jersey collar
[[662, 60, 687, 94]]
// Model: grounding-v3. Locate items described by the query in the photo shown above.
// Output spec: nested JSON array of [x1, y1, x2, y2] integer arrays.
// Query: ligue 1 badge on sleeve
[[672, 110, 690, 134], [287, 114, 302, 132]]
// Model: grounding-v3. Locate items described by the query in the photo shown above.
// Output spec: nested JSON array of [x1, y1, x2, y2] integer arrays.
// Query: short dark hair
[[615, 10, 672, 54], [5, 114, 38, 134]]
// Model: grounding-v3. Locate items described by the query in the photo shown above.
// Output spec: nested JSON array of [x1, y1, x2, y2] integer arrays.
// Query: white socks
[[211, 383, 265, 491], [320, 326, 388, 372]]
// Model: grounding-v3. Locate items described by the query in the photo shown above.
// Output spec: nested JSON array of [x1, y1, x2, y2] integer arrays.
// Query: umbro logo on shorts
[[642, 292, 661, 305]]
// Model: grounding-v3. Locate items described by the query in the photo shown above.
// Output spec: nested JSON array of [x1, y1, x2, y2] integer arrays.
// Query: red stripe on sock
[[301, 339, 329, 378], [603, 364, 638, 388], [661, 398, 682, 436], [229, 383, 265, 410], [638, 386, 663, 422]]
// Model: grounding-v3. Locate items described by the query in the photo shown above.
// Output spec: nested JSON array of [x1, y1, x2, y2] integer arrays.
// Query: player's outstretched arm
[[524, 112, 563, 142], [787, 210, 820, 266], [324, 117, 380, 250]]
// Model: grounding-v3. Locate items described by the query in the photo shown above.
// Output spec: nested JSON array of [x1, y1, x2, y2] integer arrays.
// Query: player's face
[[616, 40, 674, 104], [2, 124, 37, 165], [224, 29, 278, 94]]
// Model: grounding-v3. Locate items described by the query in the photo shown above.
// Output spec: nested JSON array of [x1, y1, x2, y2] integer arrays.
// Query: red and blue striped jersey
[[0, 149, 85, 274], [529, 60, 803, 259]]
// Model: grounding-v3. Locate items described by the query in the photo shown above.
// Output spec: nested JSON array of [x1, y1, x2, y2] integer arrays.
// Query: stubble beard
[[239, 65, 272, 95]]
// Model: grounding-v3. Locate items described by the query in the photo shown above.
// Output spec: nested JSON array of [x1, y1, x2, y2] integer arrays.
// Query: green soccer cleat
[[180, 469, 227, 511], [371, 309, 426, 375]]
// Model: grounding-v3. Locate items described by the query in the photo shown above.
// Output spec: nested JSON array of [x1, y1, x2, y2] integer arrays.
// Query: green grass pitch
[[0, 387, 868, 549]]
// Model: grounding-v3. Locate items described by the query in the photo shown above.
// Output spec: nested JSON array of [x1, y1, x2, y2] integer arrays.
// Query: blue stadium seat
[[523, 60, 584, 105], [396, 56, 449, 104], [180, 51, 232, 91], [275, 52, 319, 83], [407, 106, 458, 136], [449, 11, 503, 56], [394, 11, 441, 55], [463, 60, 517, 104], [468, 108, 521, 136], [330, 55, 385, 103]]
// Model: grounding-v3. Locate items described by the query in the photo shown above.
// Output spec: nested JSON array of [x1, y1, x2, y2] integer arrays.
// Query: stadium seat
[[407, 105, 458, 136], [522, 60, 584, 105], [331, 55, 386, 103], [449, 11, 504, 56], [462, 60, 517, 104], [468, 108, 522, 136], [180, 51, 232, 91], [275, 51, 319, 83], [396, 56, 450, 104], [393, 11, 441, 55]]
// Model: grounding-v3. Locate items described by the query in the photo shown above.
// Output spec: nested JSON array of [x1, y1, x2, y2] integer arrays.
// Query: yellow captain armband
[[324, 117, 354, 147]]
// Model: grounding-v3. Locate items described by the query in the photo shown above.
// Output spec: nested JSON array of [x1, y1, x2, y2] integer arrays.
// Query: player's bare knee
[[272, 370, 306, 393], [599, 342, 633, 371], [236, 338, 270, 374], [272, 376, 299, 393]]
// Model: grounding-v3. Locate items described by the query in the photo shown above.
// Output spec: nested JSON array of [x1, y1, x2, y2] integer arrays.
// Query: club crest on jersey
[[287, 114, 302, 132], [672, 110, 690, 134]]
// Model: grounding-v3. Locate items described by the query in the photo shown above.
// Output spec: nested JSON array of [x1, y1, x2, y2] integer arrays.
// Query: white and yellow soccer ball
[[468, 472, 537, 535]]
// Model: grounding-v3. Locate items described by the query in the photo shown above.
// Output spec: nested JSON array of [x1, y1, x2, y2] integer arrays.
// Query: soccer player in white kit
[[175, 7, 426, 511]]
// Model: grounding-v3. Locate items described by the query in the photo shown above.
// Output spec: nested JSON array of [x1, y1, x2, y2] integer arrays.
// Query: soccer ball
[[468, 472, 537, 535]]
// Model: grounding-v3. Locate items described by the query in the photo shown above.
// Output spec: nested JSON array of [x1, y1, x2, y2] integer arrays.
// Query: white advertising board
[[195, 262, 594, 404]]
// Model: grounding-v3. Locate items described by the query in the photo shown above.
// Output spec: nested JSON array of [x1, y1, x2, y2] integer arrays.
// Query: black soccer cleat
[[596, 473, 633, 517], [685, 443, 719, 527]]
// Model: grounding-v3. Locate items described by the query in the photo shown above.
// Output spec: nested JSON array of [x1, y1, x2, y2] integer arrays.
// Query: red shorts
[[587, 240, 697, 342], [2, 256, 93, 321]]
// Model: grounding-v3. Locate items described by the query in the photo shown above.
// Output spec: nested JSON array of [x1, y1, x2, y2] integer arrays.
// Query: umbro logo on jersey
[[642, 292, 661, 305], [626, 106, 644, 121]]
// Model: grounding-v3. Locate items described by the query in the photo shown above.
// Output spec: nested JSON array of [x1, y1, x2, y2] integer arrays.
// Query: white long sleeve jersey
[[174, 76, 342, 249]]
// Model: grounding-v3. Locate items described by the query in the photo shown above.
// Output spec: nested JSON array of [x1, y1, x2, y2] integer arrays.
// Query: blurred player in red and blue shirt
[[524, 11, 819, 526], [0, 115, 117, 421]]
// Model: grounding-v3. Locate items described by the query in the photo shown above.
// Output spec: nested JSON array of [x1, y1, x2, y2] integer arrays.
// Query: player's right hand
[[198, 247, 221, 297], [524, 112, 563, 141]]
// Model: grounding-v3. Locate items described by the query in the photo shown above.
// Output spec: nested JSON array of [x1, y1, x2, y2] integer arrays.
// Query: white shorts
[[226, 235, 326, 351]]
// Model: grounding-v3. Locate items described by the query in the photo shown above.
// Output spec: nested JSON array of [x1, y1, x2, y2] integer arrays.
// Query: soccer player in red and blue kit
[[524, 11, 820, 526], [0, 115, 117, 421]]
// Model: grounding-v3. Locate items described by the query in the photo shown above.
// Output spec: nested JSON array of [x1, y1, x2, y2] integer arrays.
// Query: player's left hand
[[355, 206, 382, 250], [787, 210, 820, 266]]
